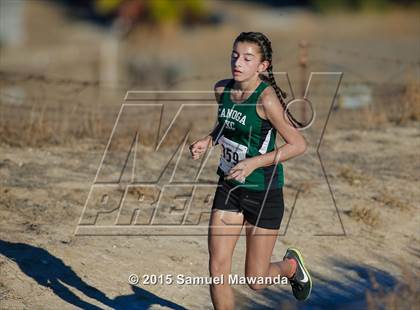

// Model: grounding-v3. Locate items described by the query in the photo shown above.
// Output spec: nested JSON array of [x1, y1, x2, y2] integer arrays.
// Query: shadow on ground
[[1, 239, 408, 309], [235, 257, 399, 310], [0, 240, 187, 310]]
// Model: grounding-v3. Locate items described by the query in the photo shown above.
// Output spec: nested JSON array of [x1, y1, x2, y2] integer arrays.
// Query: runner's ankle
[[286, 258, 297, 278]]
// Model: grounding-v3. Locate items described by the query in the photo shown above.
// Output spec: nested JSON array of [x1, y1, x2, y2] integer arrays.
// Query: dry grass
[[0, 99, 111, 147], [0, 100, 194, 150], [0, 77, 417, 148], [372, 191, 412, 211], [0, 261, 9, 301], [363, 78, 420, 128], [295, 181, 317, 194], [391, 78, 420, 125], [126, 186, 159, 201], [338, 166, 372, 186], [0, 186, 14, 209], [359, 104, 389, 128], [346, 205, 380, 227]]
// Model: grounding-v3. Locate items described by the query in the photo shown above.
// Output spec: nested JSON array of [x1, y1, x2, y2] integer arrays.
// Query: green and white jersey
[[216, 79, 284, 191]]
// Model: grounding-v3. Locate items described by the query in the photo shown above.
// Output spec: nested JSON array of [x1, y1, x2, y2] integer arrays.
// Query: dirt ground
[[0, 1, 419, 309], [1, 123, 419, 309]]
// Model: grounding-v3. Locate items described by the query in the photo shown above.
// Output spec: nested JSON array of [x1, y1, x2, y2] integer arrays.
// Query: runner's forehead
[[232, 50, 256, 56], [232, 42, 259, 56]]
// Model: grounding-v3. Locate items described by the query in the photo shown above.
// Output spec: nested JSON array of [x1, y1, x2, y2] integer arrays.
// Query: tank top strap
[[220, 79, 235, 102], [249, 80, 270, 103], [221, 79, 269, 104]]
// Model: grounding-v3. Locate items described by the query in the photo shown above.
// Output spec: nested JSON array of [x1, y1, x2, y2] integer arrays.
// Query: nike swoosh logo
[[301, 270, 309, 283], [295, 259, 309, 283]]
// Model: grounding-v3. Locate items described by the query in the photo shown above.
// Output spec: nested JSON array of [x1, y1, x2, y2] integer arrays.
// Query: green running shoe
[[283, 247, 312, 301]]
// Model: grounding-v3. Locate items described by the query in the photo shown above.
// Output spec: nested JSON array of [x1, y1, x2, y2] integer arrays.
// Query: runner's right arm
[[189, 79, 229, 159], [209, 79, 231, 146]]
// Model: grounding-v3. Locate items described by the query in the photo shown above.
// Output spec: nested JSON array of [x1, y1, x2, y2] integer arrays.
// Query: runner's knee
[[209, 256, 232, 276], [245, 270, 268, 291], [247, 282, 266, 291]]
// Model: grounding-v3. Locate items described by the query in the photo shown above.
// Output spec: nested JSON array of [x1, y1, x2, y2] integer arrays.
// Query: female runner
[[189, 32, 312, 309]]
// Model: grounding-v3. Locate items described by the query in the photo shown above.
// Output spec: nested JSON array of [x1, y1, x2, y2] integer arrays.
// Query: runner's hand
[[225, 158, 257, 182], [189, 136, 212, 160]]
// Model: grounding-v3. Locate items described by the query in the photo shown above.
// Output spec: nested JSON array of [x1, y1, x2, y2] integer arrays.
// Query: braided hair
[[234, 32, 303, 128]]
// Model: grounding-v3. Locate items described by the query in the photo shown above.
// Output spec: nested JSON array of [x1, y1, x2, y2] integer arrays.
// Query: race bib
[[218, 136, 248, 182]]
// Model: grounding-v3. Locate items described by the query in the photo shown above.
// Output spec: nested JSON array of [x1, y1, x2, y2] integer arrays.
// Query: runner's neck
[[231, 78, 263, 101]]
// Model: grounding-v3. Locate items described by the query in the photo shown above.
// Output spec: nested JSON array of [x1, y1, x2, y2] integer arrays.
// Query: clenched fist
[[189, 135, 212, 160]]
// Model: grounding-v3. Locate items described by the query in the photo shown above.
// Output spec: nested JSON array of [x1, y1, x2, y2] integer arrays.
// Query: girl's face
[[231, 41, 268, 82]]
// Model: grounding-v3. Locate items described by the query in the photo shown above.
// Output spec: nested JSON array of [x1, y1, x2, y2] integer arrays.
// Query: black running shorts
[[211, 176, 285, 230]]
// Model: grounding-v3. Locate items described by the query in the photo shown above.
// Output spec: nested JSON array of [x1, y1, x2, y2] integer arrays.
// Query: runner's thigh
[[208, 210, 244, 267]]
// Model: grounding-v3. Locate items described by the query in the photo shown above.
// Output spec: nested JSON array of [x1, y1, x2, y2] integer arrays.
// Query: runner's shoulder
[[259, 84, 283, 109], [260, 83, 277, 101], [214, 79, 232, 103]]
